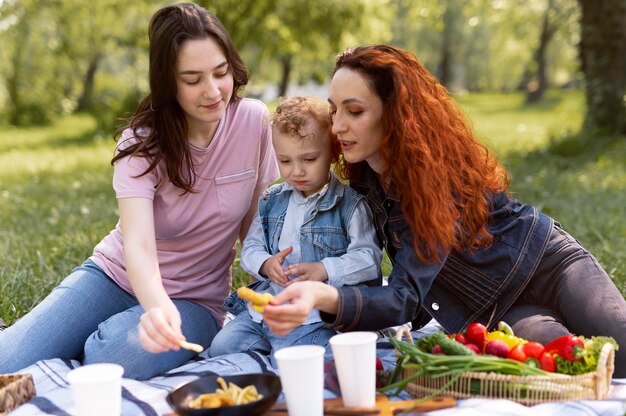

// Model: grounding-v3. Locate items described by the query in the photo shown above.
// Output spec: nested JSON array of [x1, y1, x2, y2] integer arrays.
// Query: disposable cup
[[274, 345, 325, 416], [330, 331, 378, 407], [67, 363, 124, 416]]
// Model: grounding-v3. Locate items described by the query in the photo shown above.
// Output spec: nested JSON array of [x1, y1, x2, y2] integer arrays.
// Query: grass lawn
[[1, 89, 624, 325]]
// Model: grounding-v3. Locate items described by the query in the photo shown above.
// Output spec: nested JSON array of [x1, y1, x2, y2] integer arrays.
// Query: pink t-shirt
[[90, 98, 279, 324]]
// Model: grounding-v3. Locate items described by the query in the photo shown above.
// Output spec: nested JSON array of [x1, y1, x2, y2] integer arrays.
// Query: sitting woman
[[262, 44, 626, 377], [0, 3, 278, 379]]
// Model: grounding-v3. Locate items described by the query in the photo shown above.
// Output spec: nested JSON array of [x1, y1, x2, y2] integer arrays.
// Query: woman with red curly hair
[[263, 44, 626, 376]]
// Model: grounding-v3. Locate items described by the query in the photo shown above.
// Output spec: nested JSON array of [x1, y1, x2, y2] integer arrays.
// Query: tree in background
[[525, 0, 579, 103], [578, 0, 626, 134], [439, 0, 465, 90], [1, 0, 65, 125], [0, 0, 621, 134], [204, 0, 393, 98], [0, 0, 156, 127]]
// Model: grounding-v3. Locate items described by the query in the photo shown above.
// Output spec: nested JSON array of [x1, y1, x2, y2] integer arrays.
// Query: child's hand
[[284, 262, 328, 285], [259, 246, 293, 286]]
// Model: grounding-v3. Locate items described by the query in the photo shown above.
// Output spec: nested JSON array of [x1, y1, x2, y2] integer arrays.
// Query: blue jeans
[[0, 260, 219, 380], [209, 310, 337, 366], [501, 224, 626, 377]]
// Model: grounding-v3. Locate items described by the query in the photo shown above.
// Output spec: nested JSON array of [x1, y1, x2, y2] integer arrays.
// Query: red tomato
[[454, 333, 467, 344], [539, 352, 556, 372], [507, 344, 527, 362], [465, 322, 488, 345], [522, 342, 545, 359]]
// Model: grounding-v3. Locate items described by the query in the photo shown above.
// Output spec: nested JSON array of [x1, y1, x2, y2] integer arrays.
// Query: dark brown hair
[[112, 2, 248, 193], [333, 45, 510, 263]]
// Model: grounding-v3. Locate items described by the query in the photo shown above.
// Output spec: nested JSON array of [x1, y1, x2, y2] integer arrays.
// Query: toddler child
[[209, 96, 382, 361]]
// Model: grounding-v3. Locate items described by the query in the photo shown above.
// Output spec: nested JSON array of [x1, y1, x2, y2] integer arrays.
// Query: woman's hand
[[259, 246, 293, 286], [284, 262, 328, 285], [263, 281, 339, 336], [137, 299, 184, 353]]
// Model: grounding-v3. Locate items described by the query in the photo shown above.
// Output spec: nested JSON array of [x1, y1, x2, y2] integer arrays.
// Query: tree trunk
[[526, 0, 557, 104], [439, 0, 464, 89], [76, 52, 101, 112], [278, 54, 293, 98], [7, 16, 29, 125], [439, 5, 453, 88], [578, 0, 626, 134]]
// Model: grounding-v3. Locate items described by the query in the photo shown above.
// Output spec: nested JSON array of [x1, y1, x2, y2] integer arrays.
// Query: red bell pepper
[[544, 335, 584, 361]]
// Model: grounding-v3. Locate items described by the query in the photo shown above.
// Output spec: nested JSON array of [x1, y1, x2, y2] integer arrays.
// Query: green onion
[[380, 335, 565, 396]]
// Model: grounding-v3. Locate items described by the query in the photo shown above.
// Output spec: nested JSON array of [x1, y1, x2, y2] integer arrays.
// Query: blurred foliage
[[0, 0, 587, 128]]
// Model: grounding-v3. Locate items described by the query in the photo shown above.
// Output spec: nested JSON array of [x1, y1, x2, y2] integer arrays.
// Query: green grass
[[1, 90, 624, 325]]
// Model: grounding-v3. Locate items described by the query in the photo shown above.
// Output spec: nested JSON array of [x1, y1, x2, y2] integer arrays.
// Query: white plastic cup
[[67, 363, 124, 416], [274, 345, 325, 416], [329, 331, 378, 408]]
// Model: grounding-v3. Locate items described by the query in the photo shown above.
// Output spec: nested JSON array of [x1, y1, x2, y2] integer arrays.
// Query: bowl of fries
[[166, 373, 281, 416]]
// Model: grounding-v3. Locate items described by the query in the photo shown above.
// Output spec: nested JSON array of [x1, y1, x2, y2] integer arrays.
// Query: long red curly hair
[[334, 45, 510, 263]]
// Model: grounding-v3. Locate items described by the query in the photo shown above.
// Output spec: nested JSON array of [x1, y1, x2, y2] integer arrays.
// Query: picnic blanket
[[9, 322, 626, 416]]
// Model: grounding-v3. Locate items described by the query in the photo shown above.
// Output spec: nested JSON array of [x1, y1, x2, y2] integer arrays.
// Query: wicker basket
[[395, 328, 615, 405], [0, 374, 36, 415]]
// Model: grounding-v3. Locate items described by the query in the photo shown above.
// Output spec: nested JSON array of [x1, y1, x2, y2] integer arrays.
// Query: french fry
[[187, 377, 264, 409], [237, 287, 274, 312], [179, 340, 204, 353]]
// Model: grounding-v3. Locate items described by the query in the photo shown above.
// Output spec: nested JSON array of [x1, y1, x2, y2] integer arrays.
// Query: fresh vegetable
[[432, 345, 443, 354], [449, 333, 467, 344], [383, 335, 557, 395], [524, 358, 540, 369], [554, 336, 618, 375], [522, 342, 545, 359], [539, 352, 556, 372], [545, 335, 584, 361], [486, 331, 524, 348], [375, 358, 391, 388], [431, 331, 476, 356], [507, 344, 527, 362], [465, 343, 481, 354], [485, 340, 511, 358], [497, 321, 515, 336], [465, 322, 488, 346]]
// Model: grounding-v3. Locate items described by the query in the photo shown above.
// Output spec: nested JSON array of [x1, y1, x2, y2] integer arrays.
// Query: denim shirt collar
[[266, 170, 345, 212]]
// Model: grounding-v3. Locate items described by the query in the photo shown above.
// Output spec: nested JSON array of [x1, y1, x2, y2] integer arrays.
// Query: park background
[[0, 0, 624, 326]]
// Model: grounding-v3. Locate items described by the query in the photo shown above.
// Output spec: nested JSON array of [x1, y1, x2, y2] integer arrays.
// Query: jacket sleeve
[[239, 213, 272, 281], [321, 200, 382, 287], [320, 227, 448, 331]]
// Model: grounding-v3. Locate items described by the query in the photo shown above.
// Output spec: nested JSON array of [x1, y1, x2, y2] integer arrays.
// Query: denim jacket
[[321, 163, 553, 334], [224, 171, 382, 323]]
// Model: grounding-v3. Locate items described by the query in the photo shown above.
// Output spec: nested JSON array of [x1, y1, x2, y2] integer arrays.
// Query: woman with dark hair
[[0, 3, 278, 379], [263, 44, 626, 376]]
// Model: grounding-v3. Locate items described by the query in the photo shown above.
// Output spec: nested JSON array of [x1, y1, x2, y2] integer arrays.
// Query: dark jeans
[[501, 224, 626, 377]]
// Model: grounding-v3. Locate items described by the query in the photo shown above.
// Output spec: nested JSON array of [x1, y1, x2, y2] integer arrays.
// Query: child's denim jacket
[[224, 172, 381, 323]]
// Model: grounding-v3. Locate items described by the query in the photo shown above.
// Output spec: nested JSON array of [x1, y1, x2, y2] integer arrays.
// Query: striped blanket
[[9, 324, 626, 416]]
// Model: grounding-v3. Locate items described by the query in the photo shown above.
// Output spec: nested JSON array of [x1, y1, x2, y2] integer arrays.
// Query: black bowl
[[166, 373, 281, 416]]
